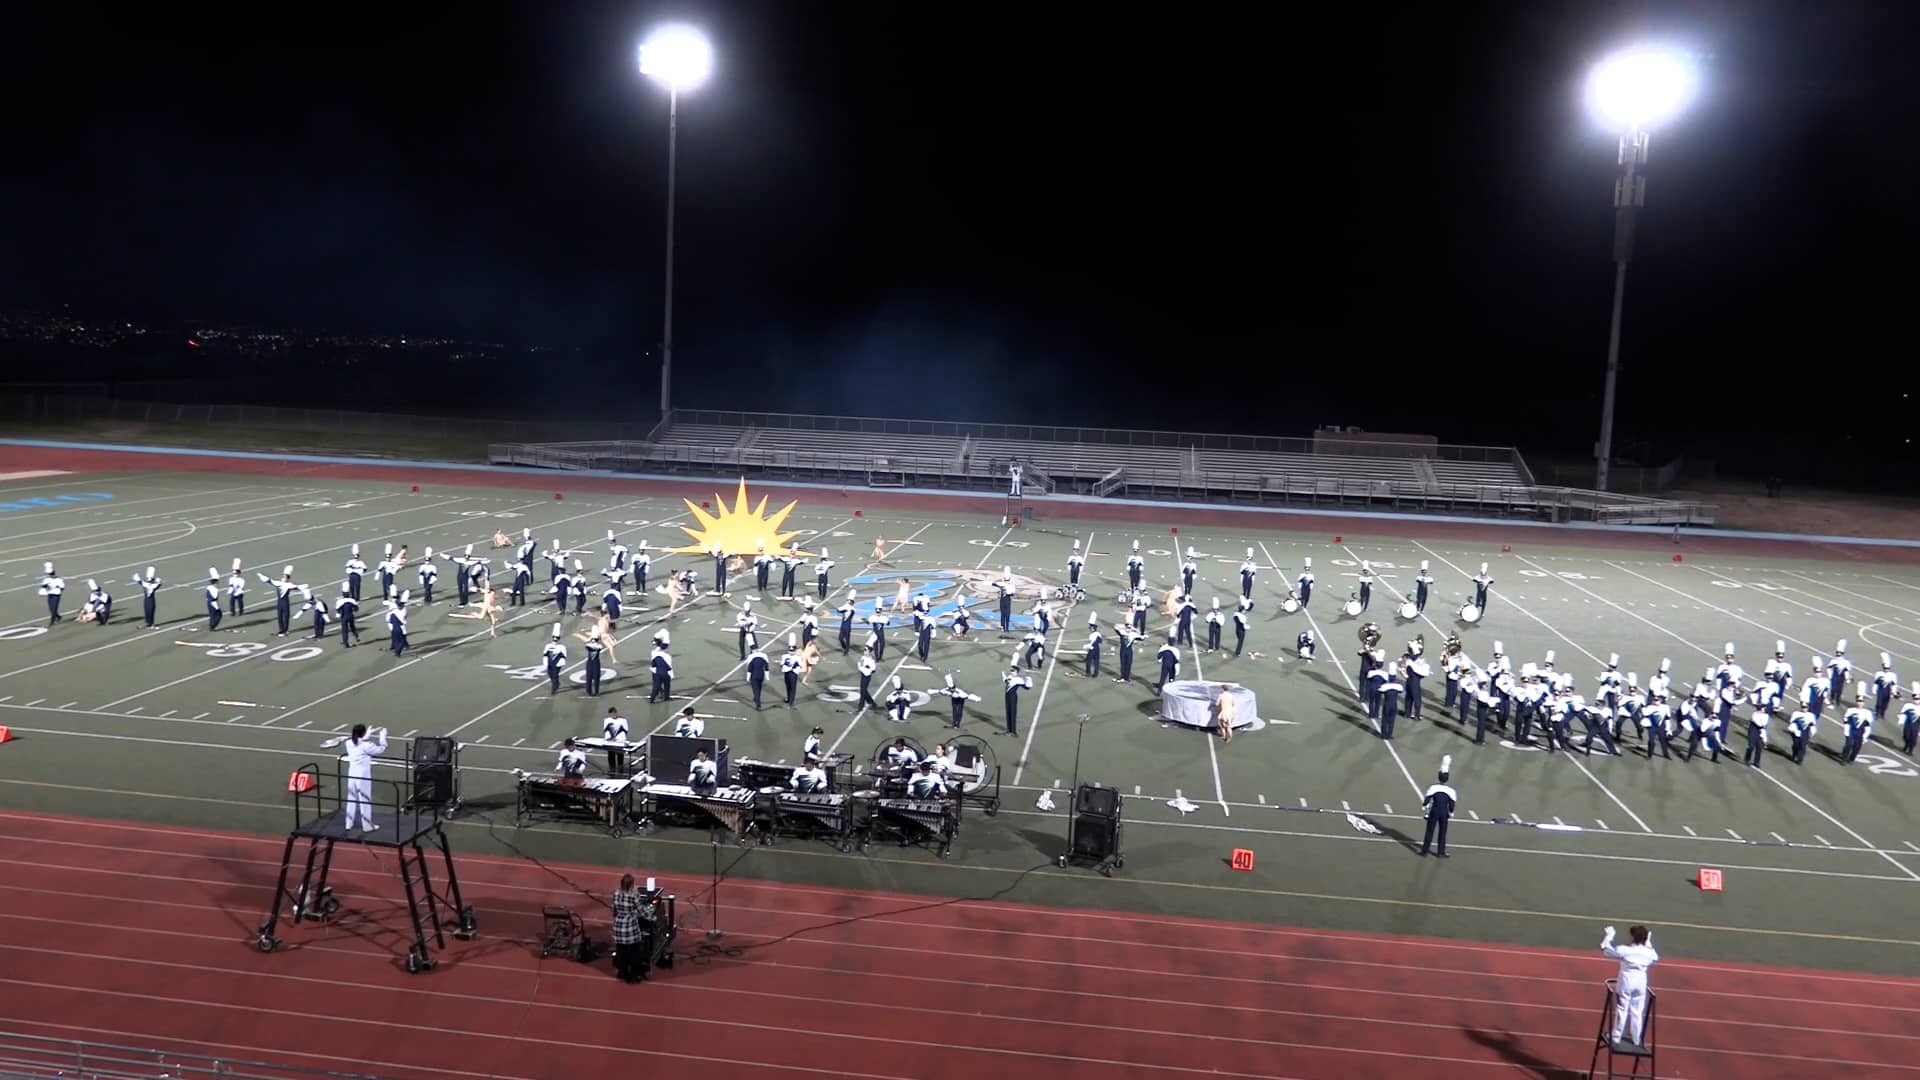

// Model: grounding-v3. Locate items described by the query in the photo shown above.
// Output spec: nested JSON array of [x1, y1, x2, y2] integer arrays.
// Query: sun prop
[[672, 479, 811, 556]]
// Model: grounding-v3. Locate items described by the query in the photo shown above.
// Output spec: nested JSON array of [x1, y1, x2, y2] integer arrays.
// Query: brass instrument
[[1358, 622, 1381, 651], [1408, 632, 1426, 658]]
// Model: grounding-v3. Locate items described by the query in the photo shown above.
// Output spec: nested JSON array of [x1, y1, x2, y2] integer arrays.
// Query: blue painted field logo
[[0, 493, 113, 513]]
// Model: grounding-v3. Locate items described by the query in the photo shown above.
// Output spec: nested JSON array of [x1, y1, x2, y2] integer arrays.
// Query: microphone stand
[[1062, 713, 1090, 863]]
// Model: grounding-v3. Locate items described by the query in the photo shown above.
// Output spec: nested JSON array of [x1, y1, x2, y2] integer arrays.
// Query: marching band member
[[418, 548, 438, 605], [1378, 660, 1405, 739], [1296, 627, 1315, 662], [885, 737, 918, 768], [915, 612, 937, 662], [753, 545, 772, 592], [1642, 691, 1675, 760], [1021, 627, 1047, 669], [674, 706, 707, 737], [1716, 641, 1744, 689], [602, 708, 631, 769], [345, 544, 367, 601], [1356, 561, 1374, 612], [1764, 641, 1793, 696], [449, 545, 473, 606], [135, 567, 162, 628], [1597, 654, 1624, 709], [995, 568, 1017, 631], [73, 579, 108, 625], [1028, 597, 1052, 635], [745, 641, 770, 709], [1787, 705, 1816, 764], [554, 563, 575, 614], [782, 638, 804, 705], [1614, 673, 1644, 742], [227, 559, 247, 615], [886, 674, 913, 723], [1155, 635, 1180, 694], [1872, 652, 1901, 723], [1828, 641, 1853, 706], [1180, 548, 1198, 597], [556, 738, 589, 779], [506, 556, 530, 606], [1068, 540, 1086, 588], [1841, 685, 1872, 764], [1899, 683, 1920, 755], [790, 759, 829, 794], [837, 591, 858, 654], [1683, 691, 1722, 762], [1444, 648, 1466, 709], [1420, 756, 1456, 858], [608, 531, 629, 573], [856, 645, 879, 708], [947, 593, 971, 639], [687, 749, 718, 788], [582, 625, 607, 696], [542, 624, 568, 693], [1581, 696, 1620, 756], [1297, 557, 1314, 607], [1117, 622, 1139, 682], [1232, 597, 1252, 656], [652, 626, 671, 650], [468, 547, 490, 598], [337, 585, 361, 646], [1457, 664, 1484, 741], [802, 726, 825, 763], [867, 605, 890, 661], [1239, 547, 1257, 600], [799, 596, 820, 647], [1801, 657, 1829, 725], [37, 563, 65, 625], [1130, 588, 1152, 635], [648, 642, 674, 703], [736, 601, 759, 661], [908, 761, 948, 798], [1003, 665, 1034, 735], [814, 548, 834, 599], [544, 541, 567, 587], [257, 566, 299, 636], [1406, 652, 1430, 720], [1744, 686, 1773, 769], [1205, 597, 1224, 652], [1366, 651, 1391, 721], [1084, 615, 1103, 677], [778, 551, 799, 599], [600, 570, 622, 626], [376, 543, 398, 601], [297, 591, 330, 639], [633, 541, 651, 593], [1647, 657, 1672, 701], [1472, 562, 1493, 613], [385, 591, 410, 656], [514, 529, 537, 574], [1126, 540, 1144, 591], [933, 673, 979, 728], [1412, 561, 1434, 614]]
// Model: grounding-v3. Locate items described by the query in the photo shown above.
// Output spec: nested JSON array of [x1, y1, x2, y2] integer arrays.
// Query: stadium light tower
[[1585, 45, 1697, 492], [639, 24, 714, 420]]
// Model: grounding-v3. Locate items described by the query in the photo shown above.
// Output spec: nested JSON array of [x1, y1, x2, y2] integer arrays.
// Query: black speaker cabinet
[[647, 735, 730, 784], [1071, 814, 1120, 859], [1074, 782, 1121, 819], [412, 736, 457, 805]]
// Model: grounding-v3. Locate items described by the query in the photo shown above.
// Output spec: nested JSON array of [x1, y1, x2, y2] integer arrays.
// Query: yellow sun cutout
[[671, 479, 812, 556]]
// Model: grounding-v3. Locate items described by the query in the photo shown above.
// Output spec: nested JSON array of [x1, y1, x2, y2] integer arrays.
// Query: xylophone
[[641, 782, 757, 837], [516, 774, 634, 836], [857, 793, 961, 858], [752, 789, 854, 850]]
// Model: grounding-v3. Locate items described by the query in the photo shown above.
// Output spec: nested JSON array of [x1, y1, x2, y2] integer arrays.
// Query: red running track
[[7, 441, 1920, 564], [0, 813, 1914, 1079]]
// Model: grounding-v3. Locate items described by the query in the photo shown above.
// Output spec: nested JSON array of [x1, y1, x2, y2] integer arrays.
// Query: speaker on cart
[[1074, 782, 1121, 819], [1071, 814, 1120, 860], [412, 736, 457, 806]]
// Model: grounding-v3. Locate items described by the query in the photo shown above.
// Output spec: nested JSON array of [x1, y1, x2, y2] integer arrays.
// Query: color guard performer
[[1841, 685, 1872, 763]]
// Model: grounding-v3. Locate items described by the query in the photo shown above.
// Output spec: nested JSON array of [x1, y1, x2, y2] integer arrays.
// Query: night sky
[[3, 2, 1916, 466]]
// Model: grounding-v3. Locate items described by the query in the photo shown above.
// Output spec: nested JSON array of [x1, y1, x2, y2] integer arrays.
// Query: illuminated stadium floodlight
[[637, 24, 713, 419], [1583, 46, 1697, 493], [639, 25, 714, 92]]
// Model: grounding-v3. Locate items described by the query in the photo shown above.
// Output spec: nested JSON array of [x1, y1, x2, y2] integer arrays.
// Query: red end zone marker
[[410, 484, 420, 493], [1673, 554, 1684, 563], [854, 509, 862, 517], [554, 492, 563, 501], [1010, 517, 1019, 525], [286, 771, 313, 793], [1170, 527, 1178, 535], [1333, 535, 1342, 543], [1230, 848, 1255, 871], [1501, 544, 1511, 553], [1697, 867, 1723, 892], [0, 726, 13, 744]]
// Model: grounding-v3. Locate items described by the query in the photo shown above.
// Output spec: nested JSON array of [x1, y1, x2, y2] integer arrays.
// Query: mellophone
[[516, 774, 634, 837], [640, 781, 757, 837]]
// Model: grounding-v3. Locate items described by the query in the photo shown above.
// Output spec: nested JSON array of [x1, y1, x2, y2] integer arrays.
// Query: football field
[[2, 463, 1919, 978]]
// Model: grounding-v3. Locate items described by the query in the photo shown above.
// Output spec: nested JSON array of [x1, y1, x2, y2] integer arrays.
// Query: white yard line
[[1708, 567, 1920, 657], [1257, 540, 1422, 800], [1410, 542, 1652, 833], [1773, 568, 1920, 627], [1011, 530, 1096, 786], [0, 487, 327, 549], [1180, 589, 1230, 816], [1541, 558, 1920, 882]]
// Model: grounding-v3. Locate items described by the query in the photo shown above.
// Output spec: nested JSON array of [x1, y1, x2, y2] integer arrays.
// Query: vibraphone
[[577, 736, 641, 776], [736, 754, 852, 792], [751, 789, 855, 850], [855, 791, 961, 858], [640, 782, 757, 839], [516, 775, 634, 837]]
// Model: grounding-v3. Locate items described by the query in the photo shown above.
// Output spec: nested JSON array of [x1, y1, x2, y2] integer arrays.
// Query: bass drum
[[1457, 603, 1482, 624], [1281, 597, 1300, 613], [1398, 601, 1419, 620]]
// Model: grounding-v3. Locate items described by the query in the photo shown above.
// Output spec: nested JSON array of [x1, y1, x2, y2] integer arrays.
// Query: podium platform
[[1589, 979, 1658, 1079]]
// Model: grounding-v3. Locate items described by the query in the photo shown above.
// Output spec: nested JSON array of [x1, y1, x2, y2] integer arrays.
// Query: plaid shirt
[[610, 888, 649, 945]]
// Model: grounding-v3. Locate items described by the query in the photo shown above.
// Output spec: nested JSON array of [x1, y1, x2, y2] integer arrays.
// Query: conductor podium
[[258, 741, 476, 974], [1589, 979, 1658, 1079]]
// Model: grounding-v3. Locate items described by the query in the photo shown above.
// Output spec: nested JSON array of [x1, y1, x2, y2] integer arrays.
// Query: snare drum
[[1399, 600, 1419, 620], [1457, 602, 1482, 624], [1342, 598, 1363, 617]]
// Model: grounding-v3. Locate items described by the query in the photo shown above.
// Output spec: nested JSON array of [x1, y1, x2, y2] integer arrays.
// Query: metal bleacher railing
[[0, 393, 648, 445], [489, 410, 1715, 526], [0, 1030, 404, 1080]]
